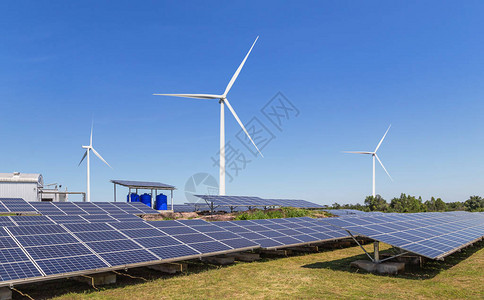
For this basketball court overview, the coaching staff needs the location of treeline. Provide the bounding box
[331,194,484,213]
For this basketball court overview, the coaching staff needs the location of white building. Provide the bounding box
[0,172,43,201]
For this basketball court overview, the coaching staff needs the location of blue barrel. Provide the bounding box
[127,193,140,202]
[140,193,152,207]
[156,194,168,210]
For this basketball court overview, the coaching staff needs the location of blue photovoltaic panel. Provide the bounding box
[86,239,142,253]
[80,215,116,223]
[108,221,154,230]
[119,228,166,239]
[158,227,198,235]
[220,238,259,249]
[0,262,42,282]
[16,233,79,247]
[63,223,114,232]
[176,219,209,226]
[100,249,158,266]
[0,237,19,249]
[173,233,213,244]
[204,231,240,240]
[149,220,186,227]
[187,241,231,253]
[320,212,484,259]
[8,225,67,236]
[0,248,30,264]
[134,236,182,248]
[193,195,323,208]
[149,245,200,259]
[74,231,127,242]
[129,202,160,214]
[211,217,350,249]
[0,216,264,286]
[37,255,109,275]
[47,215,87,224]
[25,244,93,260]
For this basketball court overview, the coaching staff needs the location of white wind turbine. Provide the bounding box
[343,125,393,197]
[78,124,111,202]
[153,36,263,195]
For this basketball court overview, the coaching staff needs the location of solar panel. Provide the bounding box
[320,212,484,259]
[36,255,108,276]
[211,217,350,249]
[0,262,43,282]
[100,249,158,266]
[193,195,322,208]
[0,217,261,286]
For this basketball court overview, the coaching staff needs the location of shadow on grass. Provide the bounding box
[15,257,280,300]
[302,240,483,280]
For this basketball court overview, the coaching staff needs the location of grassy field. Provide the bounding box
[14,240,483,300]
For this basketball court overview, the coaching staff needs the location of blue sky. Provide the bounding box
[1,1,484,205]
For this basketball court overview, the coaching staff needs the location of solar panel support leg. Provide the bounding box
[374,241,380,263]
[347,230,374,262]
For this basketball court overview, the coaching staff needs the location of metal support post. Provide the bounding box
[374,241,380,263]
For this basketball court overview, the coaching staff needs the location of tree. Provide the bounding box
[464,196,484,211]
[364,195,388,211]
[390,193,426,213]
[434,198,446,211]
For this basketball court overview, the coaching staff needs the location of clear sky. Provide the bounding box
[1,1,483,205]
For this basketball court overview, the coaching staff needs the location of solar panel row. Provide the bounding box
[194,195,324,208]
[0,214,143,226]
[211,217,350,249]
[0,198,159,215]
[0,219,259,285]
[320,212,484,260]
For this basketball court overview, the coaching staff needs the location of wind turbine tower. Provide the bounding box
[153,37,263,195]
[79,124,111,202]
[343,125,393,197]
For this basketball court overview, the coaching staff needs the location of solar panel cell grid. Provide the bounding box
[100,249,159,266]
[37,255,109,275]
[320,212,484,259]
[74,231,127,242]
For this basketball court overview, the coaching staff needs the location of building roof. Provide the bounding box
[0,172,43,185]
[110,179,176,190]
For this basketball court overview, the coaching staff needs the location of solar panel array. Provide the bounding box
[0,198,37,213]
[30,201,159,215]
[0,219,259,286]
[194,195,324,208]
[323,209,368,216]
[211,217,349,249]
[320,212,484,260]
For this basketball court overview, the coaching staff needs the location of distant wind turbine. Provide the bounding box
[153,36,263,195]
[343,125,393,197]
[78,124,111,202]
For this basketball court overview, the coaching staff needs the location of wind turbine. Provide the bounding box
[343,125,393,197]
[78,124,111,202]
[153,36,263,195]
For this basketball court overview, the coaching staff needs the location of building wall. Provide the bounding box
[0,182,39,201]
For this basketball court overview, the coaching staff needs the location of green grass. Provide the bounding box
[234,207,327,220]
[15,241,484,300]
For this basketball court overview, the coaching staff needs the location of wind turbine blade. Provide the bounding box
[91,148,112,168]
[152,93,222,100]
[223,36,259,97]
[375,154,393,181]
[90,122,93,147]
[375,124,391,153]
[224,98,263,157]
[78,151,87,166]
[342,151,373,154]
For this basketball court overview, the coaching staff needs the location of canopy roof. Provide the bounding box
[110,180,176,190]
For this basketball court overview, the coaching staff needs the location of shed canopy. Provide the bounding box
[110,180,176,190]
